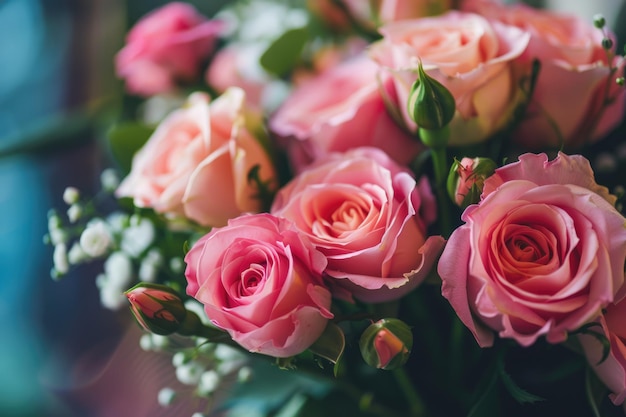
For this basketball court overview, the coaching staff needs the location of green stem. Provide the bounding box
[430,145,452,238]
[393,366,426,417]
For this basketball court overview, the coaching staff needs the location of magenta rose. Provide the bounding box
[579,297,626,410]
[439,153,626,347]
[269,54,421,172]
[116,2,224,96]
[184,213,333,357]
[116,88,277,227]
[463,0,626,148]
[370,11,530,145]
[271,147,446,302]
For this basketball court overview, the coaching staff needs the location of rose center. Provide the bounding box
[331,201,367,232]
[240,263,265,296]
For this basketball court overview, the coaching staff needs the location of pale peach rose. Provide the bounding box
[116,2,224,96]
[116,88,277,227]
[579,297,626,409]
[439,153,626,347]
[272,147,446,302]
[270,54,421,172]
[370,11,531,145]
[462,0,626,148]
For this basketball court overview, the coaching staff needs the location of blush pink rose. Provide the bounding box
[271,147,446,302]
[579,297,626,409]
[439,153,626,347]
[269,54,422,173]
[462,0,626,148]
[116,2,224,96]
[116,88,277,227]
[370,11,530,145]
[184,213,333,357]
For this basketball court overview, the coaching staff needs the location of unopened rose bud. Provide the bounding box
[447,157,496,209]
[359,318,413,370]
[125,283,187,335]
[407,60,456,134]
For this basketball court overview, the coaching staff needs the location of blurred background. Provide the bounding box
[0,0,623,416]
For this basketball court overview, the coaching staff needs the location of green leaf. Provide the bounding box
[308,322,345,376]
[260,27,309,77]
[107,122,154,175]
[497,355,545,405]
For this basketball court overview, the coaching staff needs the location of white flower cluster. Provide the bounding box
[45,172,182,310]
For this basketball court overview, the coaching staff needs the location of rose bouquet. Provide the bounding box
[46,0,626,416]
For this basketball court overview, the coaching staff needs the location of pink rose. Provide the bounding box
[271,147,446,302]
[579,298,626,409]
[184,213,333,357]
[370,11,530,145]
[116,88,277,227]
[116,2,224,96]
[439,153,626,347]
[463,0,626,148]
[269,54,422,173]
[378,0,452,23]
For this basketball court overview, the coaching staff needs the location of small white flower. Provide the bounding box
[191,413,207,417]
[214,344,246,362]
[99,284,127,310]
[53,243,69,275]
[67,243,88,264]
[172,351,190,368]
[138,261,158,282]
[48,228,68,246]
[139,334,153,351]
[67,204,82,223]
[169,257,184,273]
[63,187,80,205]
[197,370,220,396]
[100,168,120,192]
[121,216,155,257]
[157,387,177,407]
[106,212,130,234]
[80,220,112,257]
[237,366,253,383]
[104,251,134,288]
[176,361,205,385]
[151,334,169,349]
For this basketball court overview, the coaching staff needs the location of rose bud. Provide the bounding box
[447,157,496,208]
[407,60,456,147]
[126,283,187,335]
[359,318,413,370]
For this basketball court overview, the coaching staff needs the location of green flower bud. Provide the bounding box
[359,319,413,370]
[593,14,606,29]
[125,283,187,335]
[407,60,456,131]
[446,157,496,209]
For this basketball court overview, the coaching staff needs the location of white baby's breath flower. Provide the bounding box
[63,187,80,205]
[176,361,205,385]
[157,387,177,407]
[121,215,155,257]
[172,351,191,367]
[198,370,221,396]
[104,251,134,288]
[80,220,112,257]
[100,168,120,192]
[53,243,69,275]
[106,212,130,234]
[48,228,68,246]
[214,344,246,362]
[67,242,88,264]
[169,257,184,273]
[67,204,82,223]
[151,334,169,349]
[237,366,253,382]
[140,334,153,351]
[99,284,127,310]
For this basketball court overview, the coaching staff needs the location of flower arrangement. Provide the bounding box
[46,0,626,416]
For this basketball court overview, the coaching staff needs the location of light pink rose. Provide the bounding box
[184,213,333,357]
[205,43,269,110]
[579,297,626,409]
[370,11,530,145]
[462,0,626,148]
[271,147,446,302]
[116,88,277,227]
[378,0,452,23]
[116,2,224,96]
[269,54,422,173]
[439,153,626,347]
